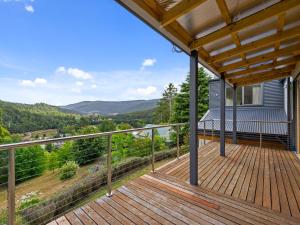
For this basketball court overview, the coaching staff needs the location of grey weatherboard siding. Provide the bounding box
[199,79,288,135]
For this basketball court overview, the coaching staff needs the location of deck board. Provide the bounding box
[49,143,300,225]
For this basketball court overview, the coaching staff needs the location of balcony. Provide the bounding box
[47,141,300,225]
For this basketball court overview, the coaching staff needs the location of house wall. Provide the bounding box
[264,80,285,108]
[209,79,284,109]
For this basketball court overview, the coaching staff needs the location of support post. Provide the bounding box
[8,148,15,225]
[232,85,237,144]
[151,128,155,172]
[106,134,112,197]
[176,125,180,159]
[220,75,226,156]
[203,121,206,145]
[189,50,198,185]
[287,77,291,149]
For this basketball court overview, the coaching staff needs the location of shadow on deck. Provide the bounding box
[48,142,300,225]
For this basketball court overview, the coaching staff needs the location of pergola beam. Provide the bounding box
[216,0,247,67]
[225,57,298,79]
[160,0,207,27]
[209,26,300,63]
[234,72,290,86]
[190,0,300,50]
[218,43,300,73]
[230,65,295,84]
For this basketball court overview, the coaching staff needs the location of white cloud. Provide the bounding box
[91,84,97,89]
[24,5,34,13]
[140,58,157,70]
[20,78,47,87]
[135,86,157,96]
[76,81,84,86]
[56,66,93,80]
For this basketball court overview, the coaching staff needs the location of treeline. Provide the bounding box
[109,109,154,128]
[0,101,103,134]
[154,67,210,124]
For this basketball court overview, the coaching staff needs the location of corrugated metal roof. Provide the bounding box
[199,107,288,135]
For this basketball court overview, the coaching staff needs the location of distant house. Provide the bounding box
[199,79,290,144]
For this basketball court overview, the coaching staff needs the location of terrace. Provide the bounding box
[1,0,300,224]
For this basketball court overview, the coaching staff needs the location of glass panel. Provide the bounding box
[237,87,242,105]
[226,87,233,106]
[244,85,262,105]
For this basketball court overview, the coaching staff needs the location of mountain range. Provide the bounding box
[61,99,159,115]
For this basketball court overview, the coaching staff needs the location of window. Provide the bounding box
[226,84,262,106]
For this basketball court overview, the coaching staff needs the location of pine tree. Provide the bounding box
[154,83,177,123]
[172,67,210,123]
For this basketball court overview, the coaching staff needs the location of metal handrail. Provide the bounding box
[2,122,187,225]
[0,123,187,151]
[198,119,291,150]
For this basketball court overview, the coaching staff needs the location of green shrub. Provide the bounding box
[57,142,74,167]
[18,192,41,211]
[0,209,7,225]
[59,161,79,180]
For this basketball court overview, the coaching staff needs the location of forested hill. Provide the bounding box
[0,100,79,134]
[61,99,159,115]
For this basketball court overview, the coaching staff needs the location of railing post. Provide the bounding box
[259,121,262,148]
[212,120,214,141]
[151,128,155,172]
[106,134,112,197]
[203,121,206,145]
[176,125,180,159]
[8,148,15,225]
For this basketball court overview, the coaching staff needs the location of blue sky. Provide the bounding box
[0,0,190,105]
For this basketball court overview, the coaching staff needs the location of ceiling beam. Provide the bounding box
[132,0,192,46]
[234,72,290,86]
[274,13,285,51]
[216,0,248,67]
[218,43,300,73]
[160,0,207,27]
[225,57,298,79]
[231,66,294,84]
[209,26,300,63]
[190,0,300,50]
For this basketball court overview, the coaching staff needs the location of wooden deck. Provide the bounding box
[48,143,300,225]
[159,142,300,218]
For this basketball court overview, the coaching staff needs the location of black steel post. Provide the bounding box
[287,78,291,149]
[220,75,226,156]
[232,85,237,144]
[189,50,198,185]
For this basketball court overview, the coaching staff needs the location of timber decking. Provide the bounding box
[48,172,300,225]
[159,142,300,218]
[48,143,300,225]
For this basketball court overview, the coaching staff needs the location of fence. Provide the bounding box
[198,119,292,149]
[0,123,187,225]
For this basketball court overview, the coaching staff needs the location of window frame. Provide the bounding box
[226,84,263,106]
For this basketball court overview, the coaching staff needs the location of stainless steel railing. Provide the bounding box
[0,122,186,225]
[198,119,292,149]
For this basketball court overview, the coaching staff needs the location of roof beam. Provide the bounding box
[230,65,295,84]
[216,0,248,67]
[209,26,300,63]
[234,72,290,86]
[160,0,207,27]
[218,43,300,73]
[225,57,298,79]
[190,0,300,50]
[275,13,285,51]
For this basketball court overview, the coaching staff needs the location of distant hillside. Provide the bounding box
[109,109,155,127]
[61,99,159,115]
[0,100,79,133]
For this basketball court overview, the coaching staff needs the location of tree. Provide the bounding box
[71,126,106,165]
[154,83,177,123]
[172,67,210,123]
